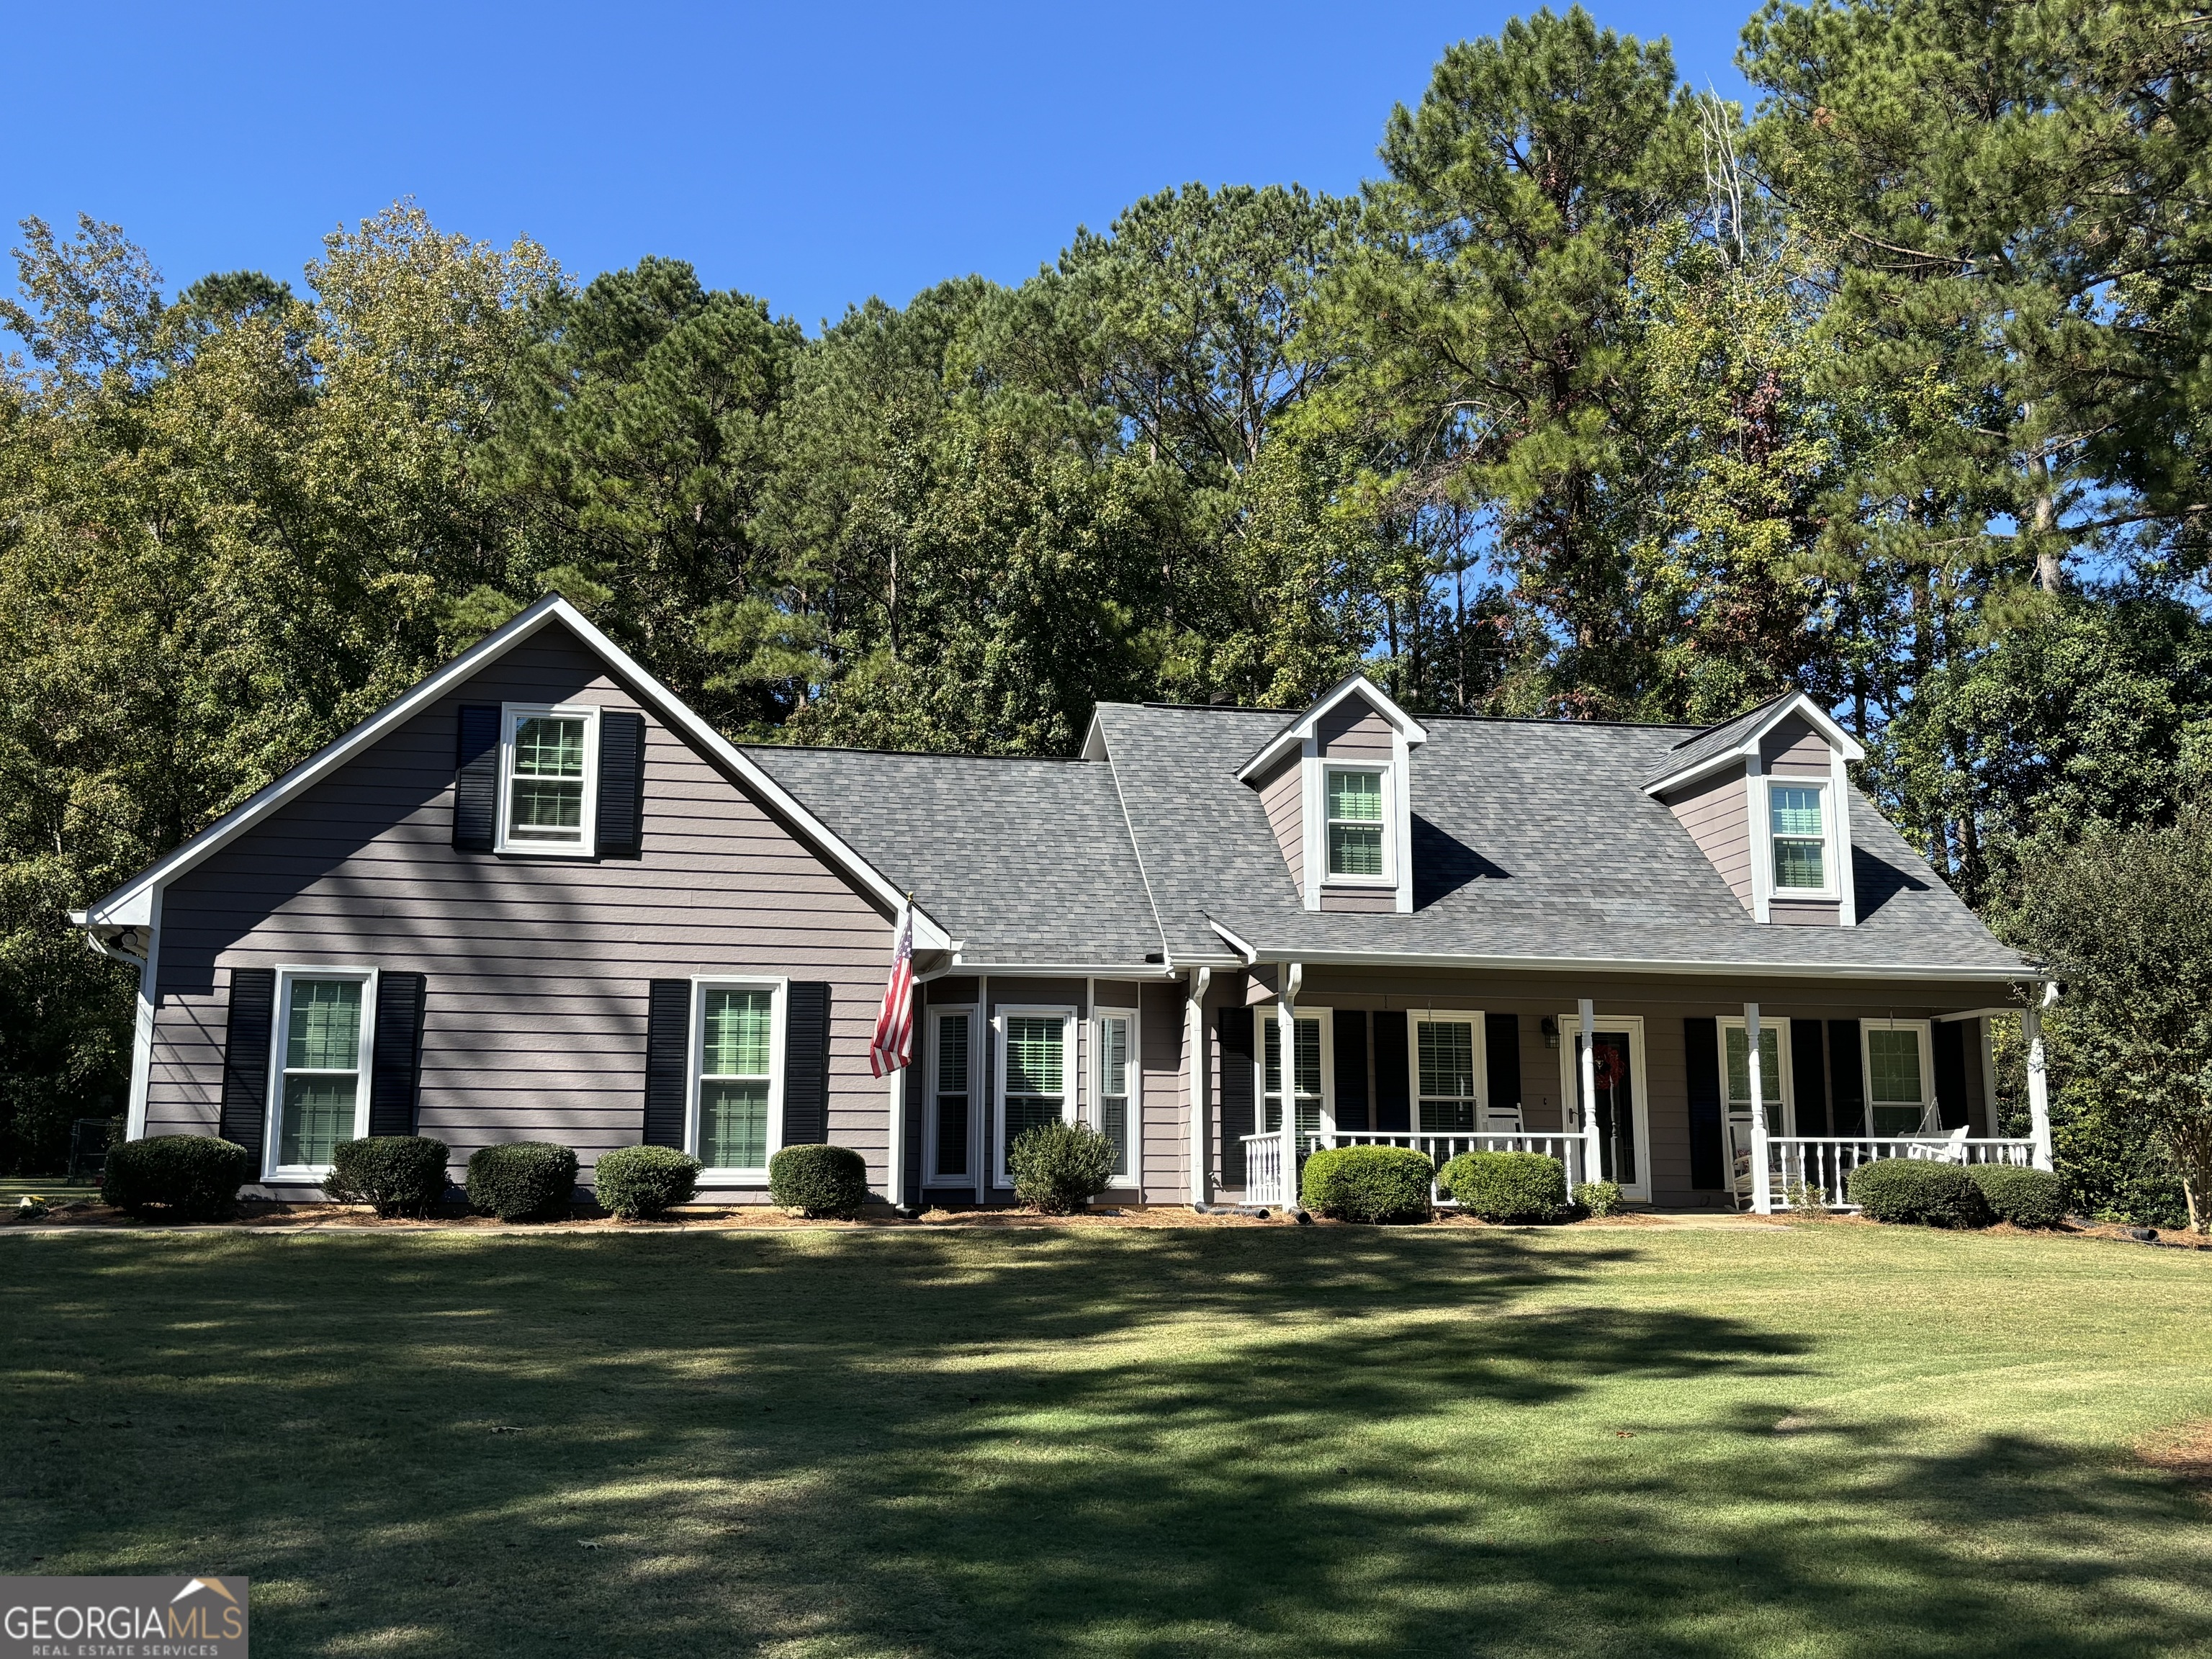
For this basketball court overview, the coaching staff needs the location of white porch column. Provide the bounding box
[1187,968,1212,1206]
[1279,963,1302,1208]
[974,975,989,1205]
[887,1064,907,1210]
[2026,981,2057,1173]
[1745,1002,1772,1214]
[1577,999,1600,1197]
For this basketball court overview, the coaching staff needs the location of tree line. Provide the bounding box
[4,1,2209,1208]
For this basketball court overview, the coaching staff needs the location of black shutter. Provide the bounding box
[1485,1012,1522,1120]
[1790,1018,1829,1138]
[453,704,500,851]
[367,973,426,1137]
[1827,1020,1866,1136]
[1217,1006,1254,1187]
[1933,1019,1969,1129]
[643,979,691,1148]
[1686,1016,1724,1190]
[1373,1010,1411,1131]
[783,982,832,1146]
[218,967,276,1169]
[1332,1010,1370,1130]
[596,711,646,858]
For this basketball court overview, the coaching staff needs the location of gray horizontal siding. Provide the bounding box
[1316,699,1393,760]
[1664,765,1752,913]
[1140,981,1187,1202]
[1761,715,1832,775]
[1256,755,1303,892]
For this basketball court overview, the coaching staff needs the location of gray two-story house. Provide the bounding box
[73,595,2055,1214]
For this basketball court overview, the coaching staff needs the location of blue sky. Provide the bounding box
[4,1,1757,331]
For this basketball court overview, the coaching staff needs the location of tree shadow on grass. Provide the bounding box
[4,1230,2208,1658]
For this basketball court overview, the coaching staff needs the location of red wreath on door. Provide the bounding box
[1592,1044,1628,1091]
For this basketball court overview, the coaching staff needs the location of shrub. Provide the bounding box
[1846,1159,1992,1228]
[1966,1164,2068,1228]
[595,1145,702,1220]
[325,1136,449,1217]
[1441,1151,1569,1222]
[102,1136,252,1220]
[1577,1179,1624,1218]
[466,1142,579,1222]
[1007,1121,1115,1215]
[1300,1145,1434,1223]
[769,1145,871,1218]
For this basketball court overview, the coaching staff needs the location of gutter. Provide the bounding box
[1205,944,2037,984]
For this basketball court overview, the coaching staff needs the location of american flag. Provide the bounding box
[869,904,916,1078]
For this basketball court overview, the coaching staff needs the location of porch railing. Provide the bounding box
[1239,1130,1584,1208]
[1752,1130,2038,1210]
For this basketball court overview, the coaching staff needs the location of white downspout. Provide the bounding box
[1577,999,1600,1199]
[1746,1002,1772,1214]
[2026,980,2058,1173]
[1187,966,1212,1208]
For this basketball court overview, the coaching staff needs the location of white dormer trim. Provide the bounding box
[1240,675,1425,916]
[1640,691,1865,800]
[1233,673,1429,784]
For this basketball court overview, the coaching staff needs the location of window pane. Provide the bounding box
[1773,837,1826,889]
[1418,1021,1475,1100]
[1723,1027,1783,1105]
[286,980,361,1070]
[1261,1095,1323,1136]
[508,716,588,842]
[1006,1017,1063,1096]
[1100,1017,1129,1097]
[1871,1103,1924,1136]
[514,716,586,778]
[1264,1017,1321,1097]
[1867,1029,1924,1105]
[703,1079,769,1167]
[1328,824,1384,877]
[935,1097,968,1176]
[1004,1093,1062,1149]
[1101,1094,1128,1177]
[937,1012,969,1092]
[1328,771,1383,822]
[280,1075,355,1166]
[702,989,773,1077]
[510,776,585,839]
[1770,787,1824,837]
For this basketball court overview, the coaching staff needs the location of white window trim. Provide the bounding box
[994,1004,1077,1186]
[1256,1004,1336,1135]
[1407,1010,1489,1136]
[264,965,379,1183]
[925,1004,976,1186]
[1318,765,1395,888]
[688,975,787,1184]
[496,701,601,858]
[1718,1014,1797,1138]
[1761,775,1842,904]
[1554,1012,1653,1202]
[1861,1017,1938,1134]
[1092,1004,1141,1190]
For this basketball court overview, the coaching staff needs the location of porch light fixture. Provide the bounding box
[1541,1016,1559,1049]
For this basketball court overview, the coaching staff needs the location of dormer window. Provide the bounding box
[1326,769,1387,878]
[1768,783,1830,891]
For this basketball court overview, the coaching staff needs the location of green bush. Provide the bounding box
[594,1145,702,1220]
[1966,1163,2068,1228]
[324,1136,449,1217]
[1007,1121,1116,1214]
[769,1145,871,1218]
[1845,1159,1992,1228]
[465,1142,579,1222]
[1299,1145,1434,1222]
[1440,1151,1569,1222]
[102,1136,251,1220]
[1576,1179,1624,1218]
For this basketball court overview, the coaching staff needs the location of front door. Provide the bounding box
[1560,1017,1651,1202]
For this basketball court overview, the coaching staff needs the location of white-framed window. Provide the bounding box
[1719,1015,1793,1136]
[266,966,378,1179]
[1324,768,1389,881]
[997,1006,1074,1182]
[1261,1009,1331,1138]
[691,979,784,1179]
[1412,1013,1485,1133]
[498,703,600,855]
[930,1007,974,1183]
[1766,779,1834,896]
[1863,1019,1937,1137]
[1094,1008,1136,1182]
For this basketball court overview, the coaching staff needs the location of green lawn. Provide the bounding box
[4,1224,2210,1658]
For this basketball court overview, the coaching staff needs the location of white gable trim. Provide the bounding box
[1642,692,1866,799]
[73,595,953,951]
[1234,674,1430,784]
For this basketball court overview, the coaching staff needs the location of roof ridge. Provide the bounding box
[745,742,1098,764]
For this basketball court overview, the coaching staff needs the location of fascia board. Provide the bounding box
[1209,944,2033,984]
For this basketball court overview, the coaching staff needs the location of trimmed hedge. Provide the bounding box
[1845,1159,1992,1228]
[1966,1163,2068,1228]
[102,1135,251,1220]
[325,1136,449,1217]
[1300,1145,1434,1223]
[1441,1151,1568,1222]
[466,1142,579,1222]
[1007,1121,1116,1214]
[769,1145,870,1218]
[595,1146,702,1220]
[1577,1179,1624,1218]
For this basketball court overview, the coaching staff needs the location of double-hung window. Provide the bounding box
[1721,1018,1788,1133]
[1864,1021,1935,1137]
[999,1011,1070,1177]
[500,704,598,855]
[1326,769,1387,879]
[269,968,376,1177]
[1768,782,1830,893]
[932,1009,974,1182]
[1262,1014,1326,1139]
[1414,1016,1480,1133]
[1096,1011,1133,1180]
[696,982,781,1175]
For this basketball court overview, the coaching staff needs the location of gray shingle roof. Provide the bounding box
[1640,692,1791,788]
